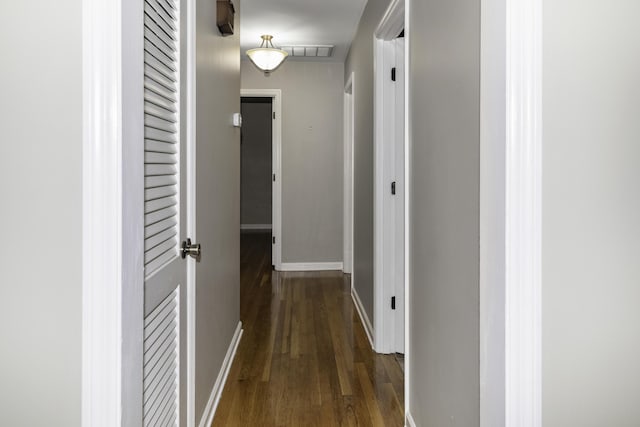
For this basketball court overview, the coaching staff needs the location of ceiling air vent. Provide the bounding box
[280,45,334,58]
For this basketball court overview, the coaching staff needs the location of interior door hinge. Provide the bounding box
[273,173,276,182]
[272,236,276,244]
[273,111,276,119]
[391,181,396,195]
[391,296,396,310]
[391,67,396,82]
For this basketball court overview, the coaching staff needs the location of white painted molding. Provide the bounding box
[375,0,405,39]
[82,0,145,424]
[186,0,197,425]
[82,0,123,417]
[405,412,417,427]
[373,0,405,356]
[278,262,344,272]
[343,72,355,275]
[198,322,243,427]
[240,89,282,270]
[351,286,375,350]
[240,223,272,231]
[505,0,542,425]
[403,0,411,416]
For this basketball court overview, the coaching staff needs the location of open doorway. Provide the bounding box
[374,1,406,357]
[240,89,282,268]
[240,97,273,236]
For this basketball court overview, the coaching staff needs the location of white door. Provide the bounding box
[142,0,191,425]
[392,36,406,354]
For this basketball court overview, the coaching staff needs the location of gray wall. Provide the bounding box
[344,0,392,326]
[241,61,344,263]
[0,0,82,425]
[240,100,273,226]
[409,0,481,425]
[542,0,640,425]
[194,0,242,421]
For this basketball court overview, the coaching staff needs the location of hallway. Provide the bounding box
[212,233,404,426]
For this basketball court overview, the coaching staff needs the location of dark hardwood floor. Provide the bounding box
[212,232,404,426]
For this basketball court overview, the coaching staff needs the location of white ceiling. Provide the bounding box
[239,0,368,62]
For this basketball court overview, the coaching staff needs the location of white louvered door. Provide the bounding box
[143,0,188,425]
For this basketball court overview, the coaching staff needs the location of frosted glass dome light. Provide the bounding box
[246,35,288,76]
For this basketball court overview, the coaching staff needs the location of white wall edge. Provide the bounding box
[240,224,272,230]
[278,262,344,272]
[405,412,417,427]
[197,322,244,427]
[343,72,355,275]
[504,0,543,425]
[82,0,123,421]
[82,0,145,424]
[185,0,197,424]
[403,0,411,416]
[241,89,282,270]
[351,285,375,350]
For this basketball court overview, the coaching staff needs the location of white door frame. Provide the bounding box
[240,89,283,270]
[373,0,405,355]
[82,0,144,424]
[343,73,354,275]
[82,0,198,425]
[478,0,543,425]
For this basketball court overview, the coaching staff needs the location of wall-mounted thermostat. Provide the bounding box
[232,113,242,127]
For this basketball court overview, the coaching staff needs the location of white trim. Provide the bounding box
[278,262,344,272]
[504,0,542,424]
[185,0,197,424]
[343,72,355,275]
[240,223,272,231]
[403,0,411,416]
[240,89,282,269]
[82,0,123,420]
[405,412,417,427]
[375,0,405,39]
[197,322,243,427]
[373,0,405,354]
[82,0,145,424]
[351,285,375,349]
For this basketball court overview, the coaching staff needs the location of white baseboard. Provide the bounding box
[240,223,272,231]
[351,285,374,349]
[406,412,417,427]
[197,322,243,427]
[278,262,344,272]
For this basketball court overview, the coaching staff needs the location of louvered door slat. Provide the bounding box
[144,0,178,280]
[143,290,178,427]
[145,0,177,30]
[145,102,178,123]
[145,139,178,154]
[145,218,178,240]
[144,41,177,72]
[145,65,178,94]
[145,126,178,145]
[144,9,177,43]
[145,54,177,82]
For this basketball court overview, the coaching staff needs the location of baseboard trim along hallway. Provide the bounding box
[351,285,375,350]
[198,322,243,427]
[279,262,344,271]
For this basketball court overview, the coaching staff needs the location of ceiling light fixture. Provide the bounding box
[246,35,288,76]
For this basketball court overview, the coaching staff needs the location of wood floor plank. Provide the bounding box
[212,232,404,426]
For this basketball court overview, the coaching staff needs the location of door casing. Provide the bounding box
[240,89,283,270]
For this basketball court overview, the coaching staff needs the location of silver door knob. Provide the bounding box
[181,238,201,260]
